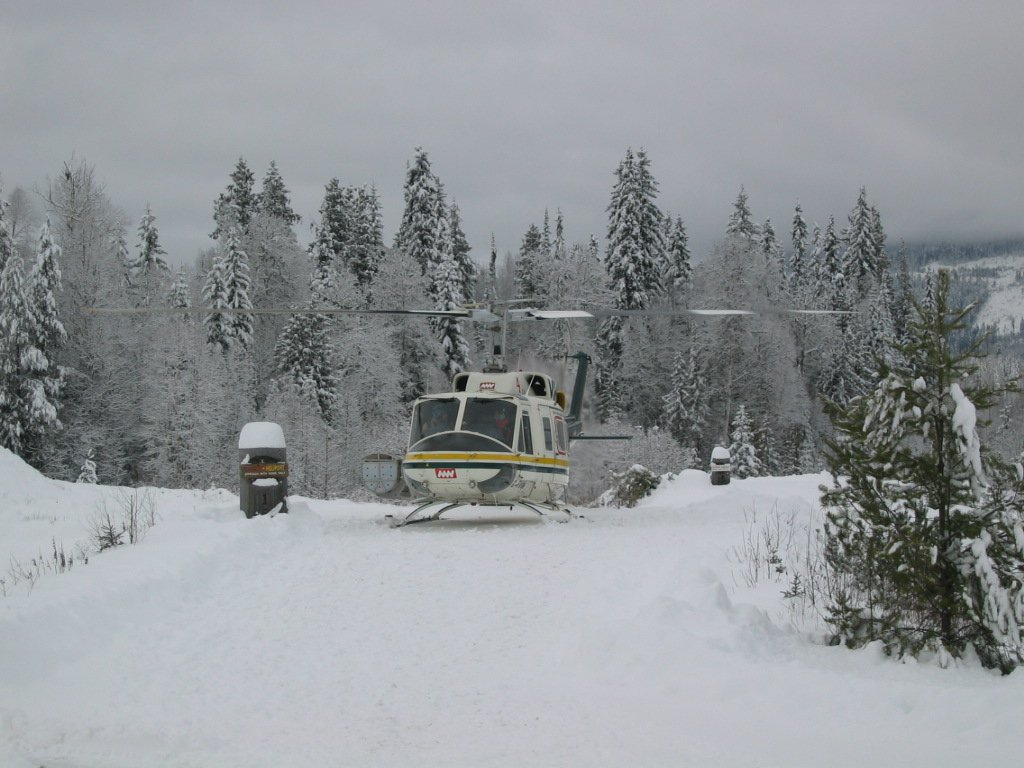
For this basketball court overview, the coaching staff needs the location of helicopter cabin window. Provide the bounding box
[460,398,518,448]
[542,416,554,452]
[410,399,460,444]
[518,412,534,454]
[554,416,568,455]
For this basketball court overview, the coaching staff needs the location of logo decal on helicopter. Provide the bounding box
[479,381,496,390]
[435,468,458,479]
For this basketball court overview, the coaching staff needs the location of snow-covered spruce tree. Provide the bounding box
[822,269,1024,672]
[553,209,566,260]
[729,404,761,478]
[594,317,624,422]
[395,148,444,275]
[662,215,692,298]
[257,161,301,225]
[814,216,844,307]
[430,210,470,380]
[350,186,385,290]
[515,223,545,301]
[275,309,338,421]
[843,187,878,298]
[312,178,349,265]
[133,204,170,305]
[605,148,663,312]
[449,202,474,303]
[212,157,256,239]
[759,217,782,267]
[168,267,191,309]
[597,148,664,418]
[219,230,254,348]
[202,250,231,350]
[662,347,710,454]
[29,218,68,356]
[725,186,758,241]
[817,320,873,408]
[790,203,809,291]
[0,235,59,458]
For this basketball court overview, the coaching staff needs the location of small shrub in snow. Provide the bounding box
[2,539,78,596]
[89,488,157,552]
[603,464,661,508]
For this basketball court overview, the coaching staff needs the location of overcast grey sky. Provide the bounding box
[3,1,1022,266]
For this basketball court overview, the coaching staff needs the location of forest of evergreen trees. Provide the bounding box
[1,151,1021,502]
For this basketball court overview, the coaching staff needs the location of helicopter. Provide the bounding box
[92,301,843,526]
[356,302,823,527]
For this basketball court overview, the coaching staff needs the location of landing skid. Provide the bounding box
[385,499,574,528]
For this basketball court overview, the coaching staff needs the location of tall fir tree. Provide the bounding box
[598,148,664,418]
[729,404,761,478]
[662,347,709,451]
[202,252,231,350]
[515,223,544,300]
[815,216,844,307]
[133,204,170,304]
[430,210,470,379]
[843,187,878,297]
[553,209,565,259]
[310,178,351,282]
[275,311,338,421]
[726,186,758,241]
[258,161,301,225]
[220,230,254,348]
[605,148,663,311]
[395,148,444,275]
[168,267,191,309]
[29,219,67,352]
[212,157,257,238]
[662,215,692,295]
[0,236,59,458]
[449,202,474,303]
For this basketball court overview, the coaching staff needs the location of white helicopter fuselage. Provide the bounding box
[401,370,571,509]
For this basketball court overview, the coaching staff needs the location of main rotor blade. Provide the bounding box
[87,306,473,317]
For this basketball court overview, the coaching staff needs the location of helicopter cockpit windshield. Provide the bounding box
[410,398,460,444]
[460,398,517,448]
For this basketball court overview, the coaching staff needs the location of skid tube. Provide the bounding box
[385,499,574,528]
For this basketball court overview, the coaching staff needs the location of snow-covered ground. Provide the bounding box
[1,448,1021,767]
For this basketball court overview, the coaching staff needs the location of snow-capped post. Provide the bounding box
[239,422,288,518]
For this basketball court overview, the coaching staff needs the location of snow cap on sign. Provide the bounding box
[238,421,286,449]
[711,446,730,460]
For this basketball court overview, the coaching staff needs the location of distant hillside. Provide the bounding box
[900,238,1024,270]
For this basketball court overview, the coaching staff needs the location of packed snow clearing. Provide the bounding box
[1,447,1020,767]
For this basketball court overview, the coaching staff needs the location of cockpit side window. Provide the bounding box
[554,416,568,455]
[410,399,460,444]
[461,398,518,448]
[542,416,553,452]
[518,412,534,454]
